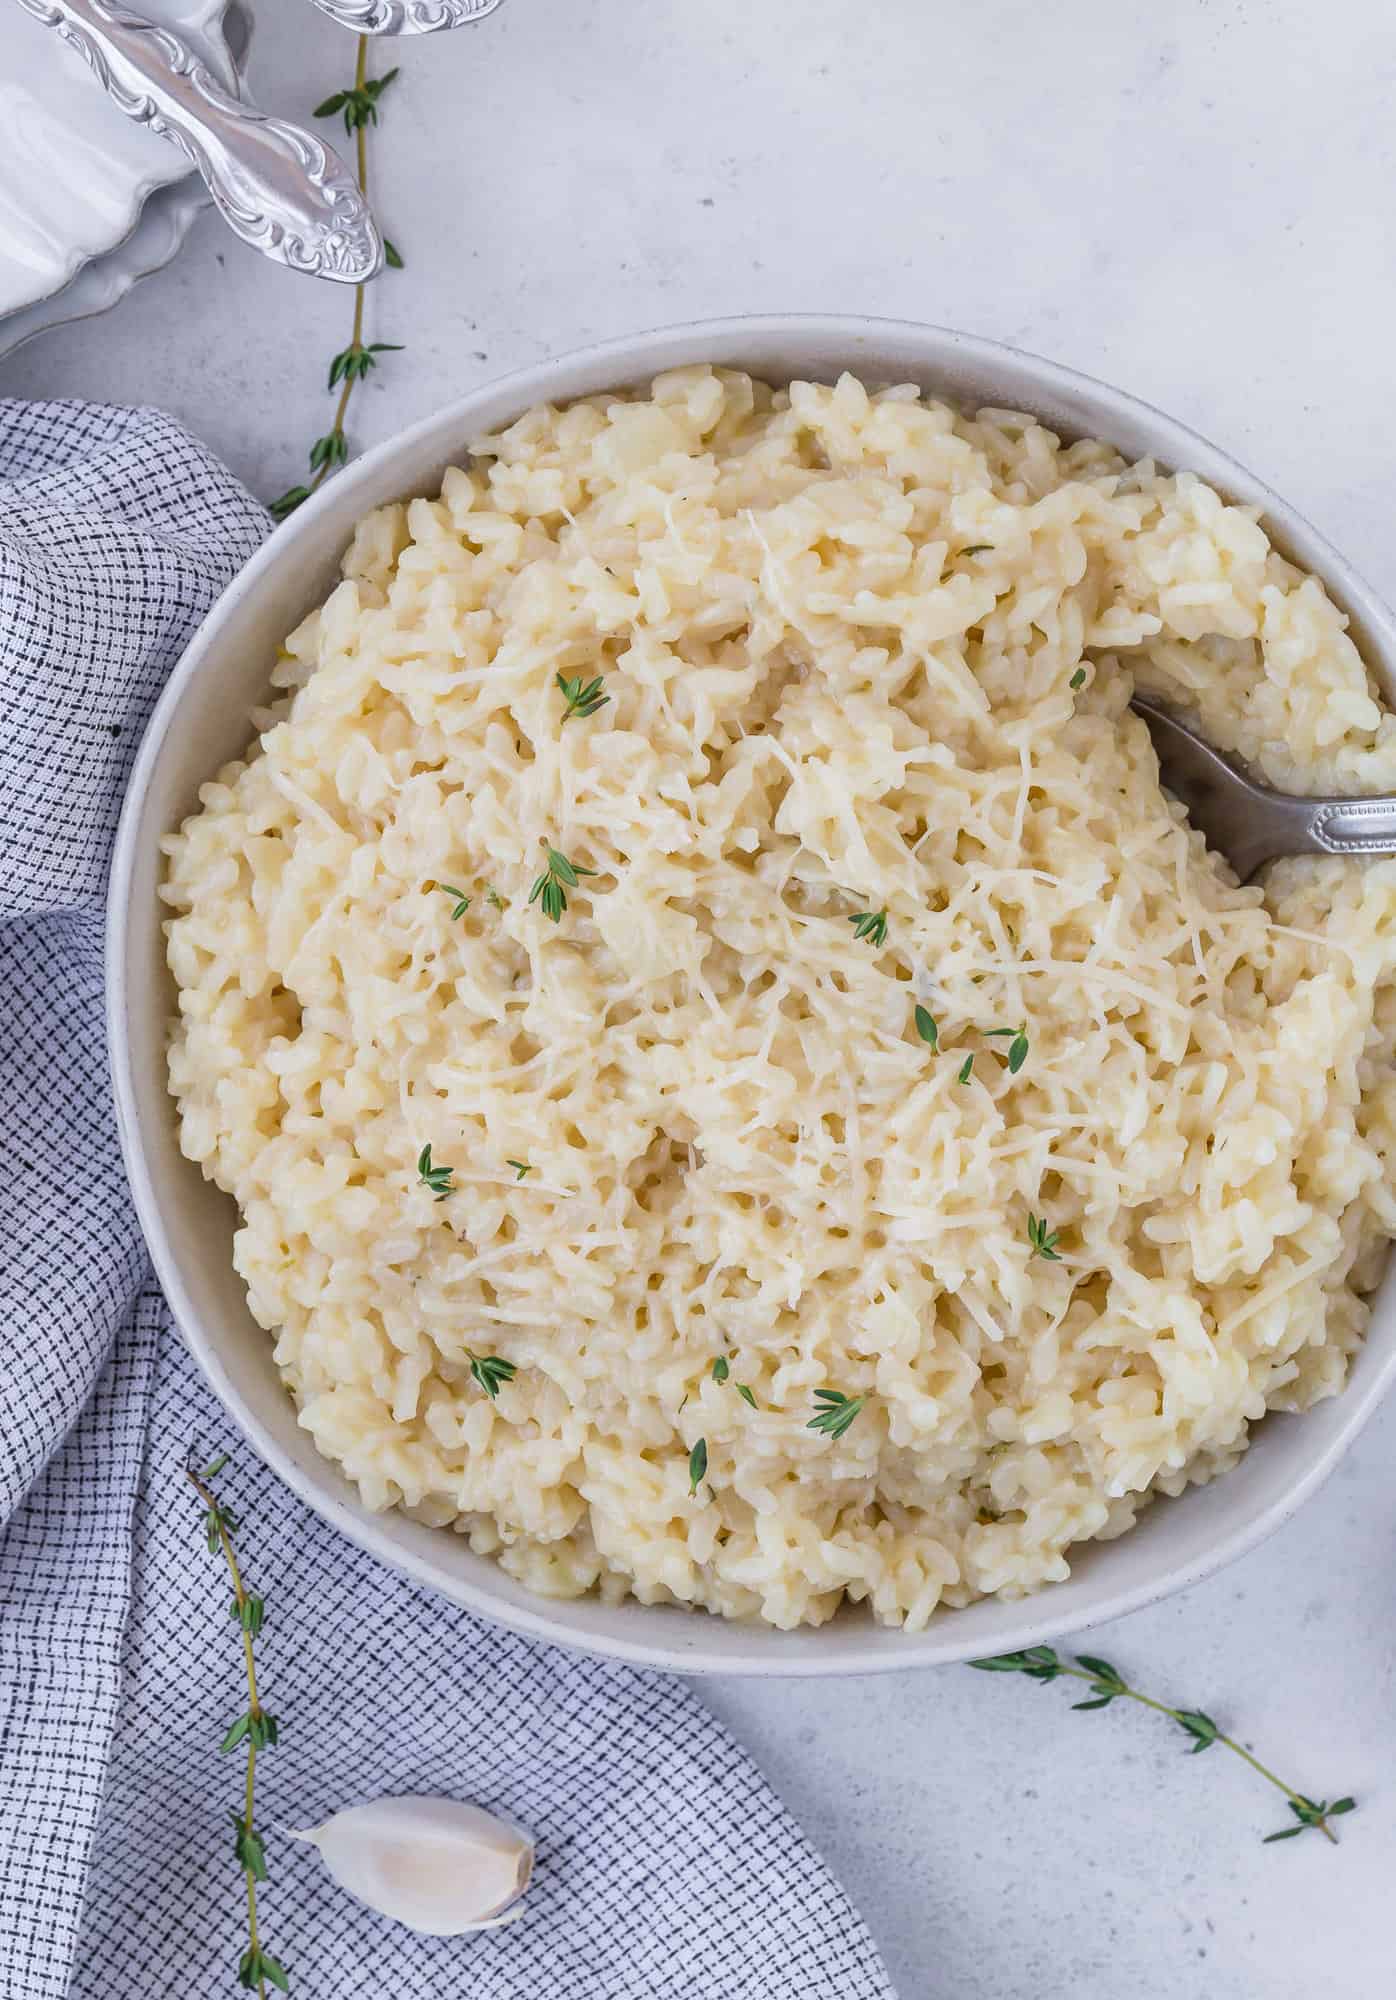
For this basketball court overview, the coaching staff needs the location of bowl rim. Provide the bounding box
[107,313,1396,1675]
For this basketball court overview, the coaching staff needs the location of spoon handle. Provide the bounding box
[13,0,382,282]
[1308,797,1396,857]
[304,0,503,30]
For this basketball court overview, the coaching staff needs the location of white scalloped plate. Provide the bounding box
[0,0,237,321]
[0,171,202,364]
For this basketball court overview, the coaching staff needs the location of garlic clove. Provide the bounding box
[288,1794,534,1937]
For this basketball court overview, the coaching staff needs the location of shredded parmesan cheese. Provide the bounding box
[163,368,1396,1630]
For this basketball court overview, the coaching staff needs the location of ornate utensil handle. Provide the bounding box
[14,0,383,282]
[1308,797,1396,857]
[305,0,504,32]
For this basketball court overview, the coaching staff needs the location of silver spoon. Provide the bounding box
[1130,694,1396,880]
[304,0,504,31]
[14,0,382,282]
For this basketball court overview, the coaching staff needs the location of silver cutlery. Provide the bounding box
[304,0,504,33]
[14,0,382,282]
[1131,694,1396,879]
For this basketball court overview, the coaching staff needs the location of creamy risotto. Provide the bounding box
[163,369,1396,1630]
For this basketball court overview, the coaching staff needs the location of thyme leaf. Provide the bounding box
[913,1004,939,1051]
[417,1143,454,1201]
[239,1951,290,1995]
[529,845,598,923]
[308,431,349,473]
[327,340,403,389]
[806,1388,866,1440]
[556,671,610,722]
[707,1356,757,1405]
[466,1349,518,1399]
[314,64,400,135]
[848,908,889,948]
[268,487,310,524]
[688,1437,708,1495]
[1026,1212,1060,1261]
[1264,1797,1356,1843]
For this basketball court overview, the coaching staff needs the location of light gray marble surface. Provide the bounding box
[5,2,1394,1993]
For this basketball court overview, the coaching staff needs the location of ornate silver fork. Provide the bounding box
[1131,694,1396,879]
[14,0,383,281]
[304,0,504,31]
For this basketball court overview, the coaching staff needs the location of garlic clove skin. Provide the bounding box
[288,1795,534,1937]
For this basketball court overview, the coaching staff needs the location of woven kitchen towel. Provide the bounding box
[0,400,898,2000]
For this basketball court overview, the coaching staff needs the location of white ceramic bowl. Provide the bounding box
[108,316,1396,1674]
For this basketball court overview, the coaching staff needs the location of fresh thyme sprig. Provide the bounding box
[970,1648,1356,1846]
[556,671,610,722]
[913,1004,938,1051]
[529,845,598,923]
[1070,667,1087,690]
[506,1159,531,1181]
[807,1388,866,1439]
[466,1349,517,1399]
[433,881,471,920]
[1026,1213,1060,1260]
[184,1456,289,1997]
[417,1143,454,1200]
[956,1053,974,1085]
[270,39,404,522]
[848,908,889,947]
